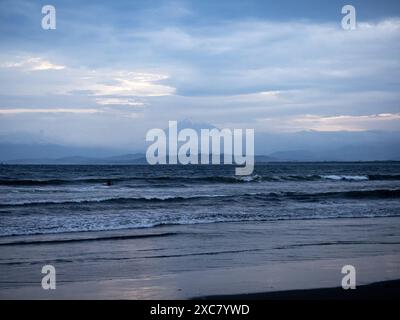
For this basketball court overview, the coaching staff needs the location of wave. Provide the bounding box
[2,173,400,186]
[0,194,227,206]
[320,175,369,181]
[0,248,264,265]
[250,189,400,201]
[2,188,399,207]
[276,174,398,182]
[277,240,400,249]
[0,177,129,186]
[0,175,262,186]
[0,232,180,246]
[2,213,399,239]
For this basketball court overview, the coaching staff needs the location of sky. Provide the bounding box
[0,0,399,150]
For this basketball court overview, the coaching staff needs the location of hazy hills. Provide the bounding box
[1,123,399,163]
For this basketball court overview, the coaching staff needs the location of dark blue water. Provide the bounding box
[0,163,400,237]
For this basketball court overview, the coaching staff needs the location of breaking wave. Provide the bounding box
[2,188,399,207]
[1,173,400,186]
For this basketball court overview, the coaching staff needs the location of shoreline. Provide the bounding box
[1,266,400,300]
[1,218,399,299]
[197,279,400,300]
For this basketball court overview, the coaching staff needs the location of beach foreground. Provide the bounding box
[1,217,399,299]
[199,279,400,300]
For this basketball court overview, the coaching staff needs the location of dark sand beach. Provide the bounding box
[199,279,400,300]
[1,218,399,299]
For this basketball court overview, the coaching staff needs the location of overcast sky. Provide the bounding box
[0,0,399,149]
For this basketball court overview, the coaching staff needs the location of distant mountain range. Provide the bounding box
[1,152,398,164]
[1,120,399,163]
[0,153,148,165]
[0,154,271,165]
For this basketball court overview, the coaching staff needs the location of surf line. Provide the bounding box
[146,121,254,175]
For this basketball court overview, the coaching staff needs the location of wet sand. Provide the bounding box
[1,217,399,299]
[199,279,400,300]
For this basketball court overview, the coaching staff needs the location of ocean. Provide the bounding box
[1,162,400,298]
[0,162,399,237]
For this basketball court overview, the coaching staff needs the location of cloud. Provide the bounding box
[257,113,400,132]
[0,108,101,114]
[95,98,145,106]
[0,58,176,99]
[1,57,65,71]
[259,91,281,97]
[88,71,175,97]
[0,1,399,146]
